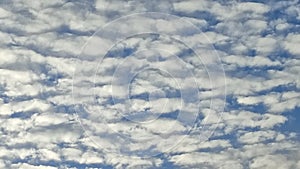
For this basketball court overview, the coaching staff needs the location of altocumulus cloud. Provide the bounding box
[0,0,300,169]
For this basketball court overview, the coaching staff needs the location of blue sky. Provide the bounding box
[0,0,300,168]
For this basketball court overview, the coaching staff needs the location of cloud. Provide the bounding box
[0,0,299,168]
[283,33,300,56]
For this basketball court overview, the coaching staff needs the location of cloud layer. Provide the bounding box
[0,0,299,168]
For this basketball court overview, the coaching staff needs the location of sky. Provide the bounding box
[0,0,300,168]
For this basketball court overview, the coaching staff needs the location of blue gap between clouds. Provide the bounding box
[275,107,300,134]
[10,111,36,119]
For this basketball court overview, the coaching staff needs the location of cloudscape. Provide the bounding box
[0,0,299,168]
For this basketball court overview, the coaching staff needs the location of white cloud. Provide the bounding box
[236,2,270,14]
[224,55,280,67]
[254,36,278,54]
[11,163,57,169]
[38,148,61,161]
[221,111,287,132]
[170,151,243,169]
[284,33,300,56]
[0,7,11,18]
[0,0,299,168]
[238,130,278,144]
[173,0,208,13]
[250,154,294,169]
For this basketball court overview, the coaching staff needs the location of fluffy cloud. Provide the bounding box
[0,0,299,168]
